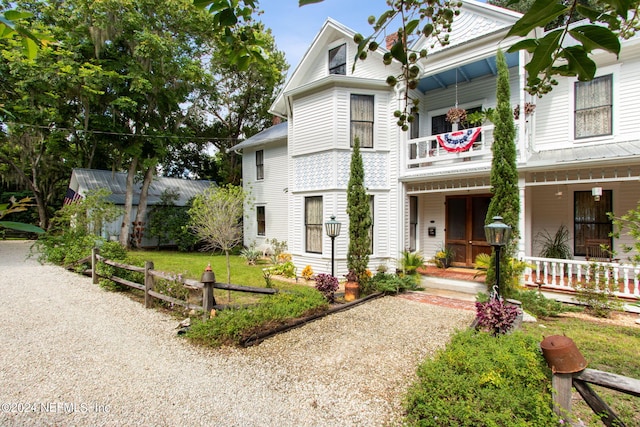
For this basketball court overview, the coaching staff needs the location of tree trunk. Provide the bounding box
[131,165,155,248]
[119,158,138,248]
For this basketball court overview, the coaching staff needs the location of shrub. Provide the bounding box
[271,261,296,278]
[575,264,623,317]
[187,287,327,347]
[301,265,313,280]
[475,297,520,335]
[400,250,425,274]
[315,273,339,303]
[240,244,262,265]
[369,271,422,294]
[510,289,573,318]
[404,330,559,426]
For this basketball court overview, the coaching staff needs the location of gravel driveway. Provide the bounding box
[0,241,474,426]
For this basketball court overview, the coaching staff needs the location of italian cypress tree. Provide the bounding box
[486,49,520,297]
[347,137,372,282]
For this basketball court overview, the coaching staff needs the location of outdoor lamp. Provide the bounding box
[592,186,603,202]
[484,216,512,297]
[325,215,341,277]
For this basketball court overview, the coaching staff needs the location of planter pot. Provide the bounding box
[436,257,450,269]
[344,281,360,302]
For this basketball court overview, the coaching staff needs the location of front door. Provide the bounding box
[445,195,492,267]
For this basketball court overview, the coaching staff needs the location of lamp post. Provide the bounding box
[325,215,341,277]
[484,216,512,297]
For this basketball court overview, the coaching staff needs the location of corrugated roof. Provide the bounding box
[228,121,288,152]
[71,168,214,206]
[524,140,640,169]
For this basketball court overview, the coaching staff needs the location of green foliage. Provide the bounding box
[96,241,135,291]
[147,190,198,251]
[399,250,425,274]
[346,137,372,282]
[610,200,640,265]
[535,224,573,259]
[509,289,573,318]
[486,49,520,297]
[404,330,559,426]
[270,261,296,278]
[239,243,262,265]
[35,189,119,266]
[0,195,44,234]
[267,238,288,264]
[186,286,328,347]
[369,271,422,294]
[474,253,531,298]
[189,184,247,283]
[575,264,624,317]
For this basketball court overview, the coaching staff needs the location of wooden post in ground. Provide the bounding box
[91,247,99,285]
[551,373,573,420]
[201,266,216,318]
[144,261,154,308]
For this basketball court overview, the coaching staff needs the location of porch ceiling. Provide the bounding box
[418,51,519,93]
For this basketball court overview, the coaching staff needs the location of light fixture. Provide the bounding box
[325,215,341,277]
[484,216,512,297]
[592,186,603,202]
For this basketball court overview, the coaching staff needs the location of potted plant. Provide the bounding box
[344,269,359,302]
[434,245,454,269]
[535,225,572,259]
[445,107,467,124]
[400,250,425,275]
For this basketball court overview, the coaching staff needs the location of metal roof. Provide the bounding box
[228,121,288,152]
[71,168,214,206]
[524,140,640,169]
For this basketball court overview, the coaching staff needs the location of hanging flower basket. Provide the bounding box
[513,102,536,120]
[445,107,467,123]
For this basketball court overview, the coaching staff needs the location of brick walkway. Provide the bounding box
[397,291,476,311]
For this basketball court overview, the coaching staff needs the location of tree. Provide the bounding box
[346,137,372,283]
[485,49,520,298]
[189,184,248,283]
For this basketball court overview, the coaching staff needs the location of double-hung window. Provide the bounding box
[305,196,323,253]
[351,94,374,148]
[256,206,265,236]
[256,150,264,180]
[329,44,346,75]
[575,74,612,139]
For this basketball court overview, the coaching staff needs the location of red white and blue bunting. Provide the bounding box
[436,127,482,153]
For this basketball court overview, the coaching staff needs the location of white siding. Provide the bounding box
[291,91,336,155]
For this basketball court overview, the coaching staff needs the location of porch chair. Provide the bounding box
[584,239,614,262]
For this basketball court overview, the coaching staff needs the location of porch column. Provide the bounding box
[518,175,526,261]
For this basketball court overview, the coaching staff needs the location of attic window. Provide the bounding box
[329,44,346,75]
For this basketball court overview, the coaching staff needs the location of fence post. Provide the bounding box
[144,261,154,308]
[551,373,573,420]
[91,247,99,285]
[201,265,217,317]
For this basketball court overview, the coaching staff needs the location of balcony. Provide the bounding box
[406,125,495,171]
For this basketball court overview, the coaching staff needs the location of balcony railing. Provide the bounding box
[522,256,640,299]
[406,125,495,170]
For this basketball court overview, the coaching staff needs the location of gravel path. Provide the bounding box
[0,241,474,426]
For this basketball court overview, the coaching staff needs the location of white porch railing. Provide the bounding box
[406,125,495,169]
[522,256,640,299]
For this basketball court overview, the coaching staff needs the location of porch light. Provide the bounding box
[325,215,341,277]
[484,216,512,297]
[592,186,603,202]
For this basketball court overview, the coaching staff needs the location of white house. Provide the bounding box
[67,168,214,247]
[230,1,640,298]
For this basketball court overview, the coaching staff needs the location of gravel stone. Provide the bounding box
[0,241,474,426]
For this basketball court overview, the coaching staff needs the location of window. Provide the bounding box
[574,190,612,256]
[256,206,265,236]
[329,44,346,75]
[305,196,323,253]
[410,112,420,140]
[575,74,612,139]
[369,196,375,254]
[409,196,418,252]
[431,106,482,135]
[351,94,374,148]
[256,150,264,180]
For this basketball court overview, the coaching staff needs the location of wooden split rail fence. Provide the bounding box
[90,248,277,317]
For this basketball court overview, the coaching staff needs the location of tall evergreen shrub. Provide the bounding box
[346,137,372,282]
[486,49,521,297]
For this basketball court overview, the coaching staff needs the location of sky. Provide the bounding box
[256,0,391,75]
